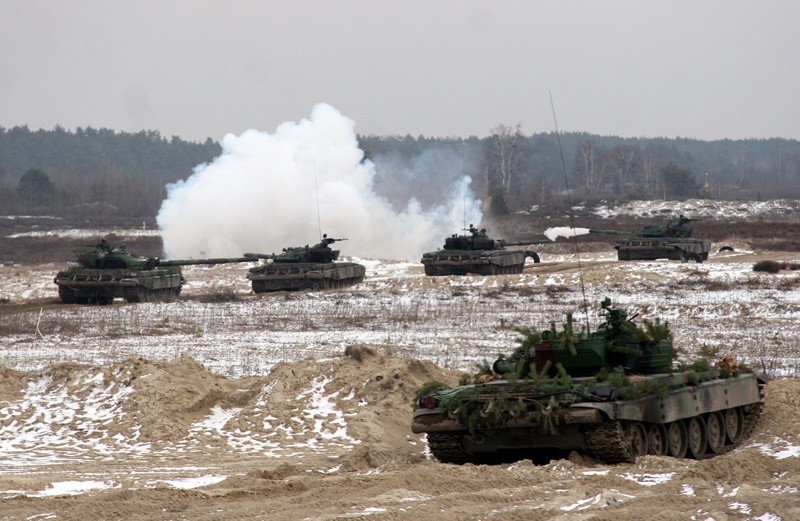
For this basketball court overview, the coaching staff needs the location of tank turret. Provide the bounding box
[246,234,366,292]
[269,234,344,264]
[586,215,710,262]
[412,299,765,465]
[422,224,548,276]
[493,297,674,378]
[54,240,255,304]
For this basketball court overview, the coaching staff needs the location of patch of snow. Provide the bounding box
[561,493,603,511]
[30,480,117,497]
[728,502,752,515]
[160,474,227,489]
[753,437,800,459]
[619,472,675,486]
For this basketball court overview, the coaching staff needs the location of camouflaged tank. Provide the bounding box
[421,225,547,276]
[412,298,764,464]
[589,214,712,262]
[246,234,365,292]
[54,240,254,304]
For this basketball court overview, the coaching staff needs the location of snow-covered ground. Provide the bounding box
[2,246,800,380]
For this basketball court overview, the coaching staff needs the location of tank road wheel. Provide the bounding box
[423,265,437,276]
[251,281,267,293]
[124,287,148,303]
[686,416,708,459]
[300,281,321,291]
[97,296,113,305]
[666,421,688,459]
[705,412,726,454]
[58,286,76,304]
[629,422,648,458]
[724,407,745,444]
[647,423,668,456]
[86,294,107,305]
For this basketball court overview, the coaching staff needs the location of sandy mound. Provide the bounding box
[2,353,800,520]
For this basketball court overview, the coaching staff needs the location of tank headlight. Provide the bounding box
[421,395,439,409]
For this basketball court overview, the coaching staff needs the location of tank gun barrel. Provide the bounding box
[243,252,275,260]
[498,239,550,246]
[588,229,632,236]
[155,256,258,267]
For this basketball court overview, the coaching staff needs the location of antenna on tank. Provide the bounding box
[313,159,322,241]
[462,145,467,231]
[550,91,591,330]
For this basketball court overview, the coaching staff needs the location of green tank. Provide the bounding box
[589,214,711,262]
[246,234,366,292]
[412,298,764,464]
[54,240,254,304]
[421,224,547,276]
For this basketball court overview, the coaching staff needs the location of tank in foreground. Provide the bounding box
[589,214,711,262]
[421,225,546,276]
[54,240,254,304]
[412,298,764,464]
[246,234,365,292]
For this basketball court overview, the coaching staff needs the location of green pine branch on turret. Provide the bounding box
[642,318,672,344]
[548,312,577,355]
[528,361,572,393]
[413,380,449,406]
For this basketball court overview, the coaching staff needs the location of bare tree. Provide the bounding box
[641,154,661,198]
[606,144,639,195]
[575,140,608,196]
[487,123,524,195]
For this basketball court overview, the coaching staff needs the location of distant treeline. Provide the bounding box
[0,125,220,217]
[361,129,800,215]
[2,124,799,218]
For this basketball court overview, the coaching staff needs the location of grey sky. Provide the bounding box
[2,1,798,142]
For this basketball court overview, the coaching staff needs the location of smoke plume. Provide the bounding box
[156,104,482,261]
[544,226,590,241]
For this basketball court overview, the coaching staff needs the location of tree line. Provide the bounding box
[362,129,800,215]
[2,125,799,218]
[0,125,220,216]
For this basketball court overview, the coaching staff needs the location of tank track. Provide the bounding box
[122,286,180,303]
[584,381,764,463]
[741,382,766,441]
[426,432,468,464]
[425,262,525,276]
[251,276,364,293]
[584,421,634,464]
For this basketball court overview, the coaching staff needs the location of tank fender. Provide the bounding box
[411,406,606,433]
[573,374,762,424]
[570,403,617,421]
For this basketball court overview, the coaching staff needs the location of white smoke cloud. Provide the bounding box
[156,104,482,261]
[544,226,590,241]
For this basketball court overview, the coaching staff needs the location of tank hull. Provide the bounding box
[420,250,530,276]
[247,262,365,292]
[412,371,763,464]
[54,267,184,304]
[614,239,711,262]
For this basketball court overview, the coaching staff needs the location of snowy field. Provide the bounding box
[2,201,800,520]
[2,246,800,380]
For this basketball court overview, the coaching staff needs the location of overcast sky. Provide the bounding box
[2,1,799,143]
